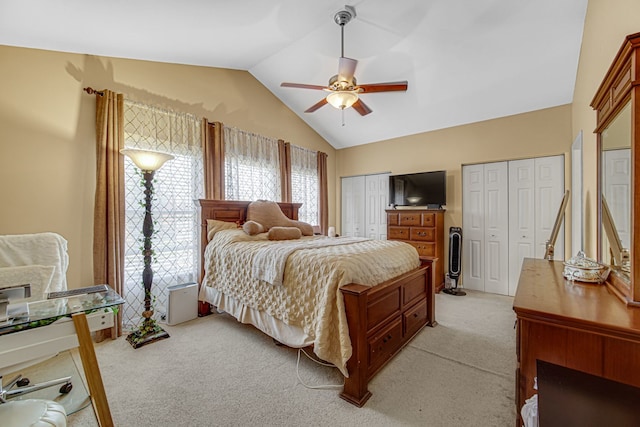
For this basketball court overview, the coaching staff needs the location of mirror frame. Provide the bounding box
[591,32,640,306]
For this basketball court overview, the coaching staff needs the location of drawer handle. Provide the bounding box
[417,232,426,236]
[413,313,419,318]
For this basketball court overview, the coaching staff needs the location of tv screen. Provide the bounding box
[389,170,446,208]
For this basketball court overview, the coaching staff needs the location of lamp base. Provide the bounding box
[126,319,170,349]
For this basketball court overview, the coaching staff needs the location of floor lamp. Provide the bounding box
[121,148,174,349]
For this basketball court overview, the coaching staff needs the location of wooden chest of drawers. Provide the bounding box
[386,209,445,289]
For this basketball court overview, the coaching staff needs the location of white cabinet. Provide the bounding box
[342,173,389,239]
[463,155,564,296]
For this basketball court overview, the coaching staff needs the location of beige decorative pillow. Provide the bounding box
[206,219,238,241]
[267,226,302,241]
[247,200,314,236]
[242,220,265,236]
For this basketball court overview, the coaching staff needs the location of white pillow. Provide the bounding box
[0,265,56,302]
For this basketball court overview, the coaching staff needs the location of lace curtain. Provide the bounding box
[290,144,319,226]
[223,126,281,201]
[122,100,203,329]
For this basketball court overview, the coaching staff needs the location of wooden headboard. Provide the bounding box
[195,199,302,282]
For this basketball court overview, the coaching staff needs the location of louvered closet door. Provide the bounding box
[508,159,536,296]
[483,162,509,295]
[462,164,485,291]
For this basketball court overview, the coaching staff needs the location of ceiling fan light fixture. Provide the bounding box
[326,90,359,110]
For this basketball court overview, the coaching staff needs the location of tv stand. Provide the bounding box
[386,208,445,290]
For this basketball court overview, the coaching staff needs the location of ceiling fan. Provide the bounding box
[281,6,408,116]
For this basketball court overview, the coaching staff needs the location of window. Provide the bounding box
[122,101,203,329]
[223,126,281,201]
[290,145,319,226]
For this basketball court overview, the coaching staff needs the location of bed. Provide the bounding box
[196,199,436,406]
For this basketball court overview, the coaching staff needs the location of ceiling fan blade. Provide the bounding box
[358,81,408,93]
[305,98,328,113]
[352,99,372,116]
[281,82,327,90]
[338,57,358,83]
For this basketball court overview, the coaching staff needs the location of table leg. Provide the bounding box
[72,312,114,427]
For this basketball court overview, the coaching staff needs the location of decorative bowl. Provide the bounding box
[563,252,610,284]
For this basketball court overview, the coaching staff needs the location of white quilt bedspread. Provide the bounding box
[200,229,420,376]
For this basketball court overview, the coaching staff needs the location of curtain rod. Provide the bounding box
[83,87,104,96]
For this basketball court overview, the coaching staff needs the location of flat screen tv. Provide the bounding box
[389,170,446,208]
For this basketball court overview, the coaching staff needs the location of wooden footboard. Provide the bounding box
[340,259,435,406]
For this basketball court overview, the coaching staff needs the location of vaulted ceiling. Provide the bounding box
[0,0,588,149]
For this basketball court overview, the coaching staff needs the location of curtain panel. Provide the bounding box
[93,89,125,340]
[317,151,328,235]
[204,120,224,200]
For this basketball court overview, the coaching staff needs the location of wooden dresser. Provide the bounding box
[513,258,640,426]
[386,209,445,289]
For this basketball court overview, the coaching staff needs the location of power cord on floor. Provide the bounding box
[295,348,344,390]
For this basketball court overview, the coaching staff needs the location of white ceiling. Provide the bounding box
[0,0,588,149]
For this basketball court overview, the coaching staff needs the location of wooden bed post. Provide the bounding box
[340,283,372,406]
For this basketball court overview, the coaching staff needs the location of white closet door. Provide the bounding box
[462,164,485,291]
[534,156,565,259]
[365,173,390,240]
[603,149,631,248]
[341,176,365,237]
[508,159,536,296]
[483,162,509,295]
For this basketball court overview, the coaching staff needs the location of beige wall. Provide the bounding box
[2,1,638,289]
[336,105,573,263]
[0,45,336,288]
[571,0,640,257]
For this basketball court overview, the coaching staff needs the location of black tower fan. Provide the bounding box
[443,227,465,296]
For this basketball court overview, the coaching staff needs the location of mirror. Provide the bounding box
[600,101,631,282]
[592,32,640,306]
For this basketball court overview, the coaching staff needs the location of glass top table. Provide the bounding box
[0,285,124,336]
[0,285,122,426]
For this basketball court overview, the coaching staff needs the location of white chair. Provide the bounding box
[0,399,67,427]
[0,232,71,425]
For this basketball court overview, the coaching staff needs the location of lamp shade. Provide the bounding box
[120,149,174,171]
[326,90,359,110]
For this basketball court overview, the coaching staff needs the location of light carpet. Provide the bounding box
[68,290,517,426]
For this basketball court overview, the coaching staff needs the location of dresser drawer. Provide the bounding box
[403,272,427,306]
[387,213,399,225]
[398,213,421,226]
[410,227,434,241]
[388,226,409,240]
[409,241,436,257]
[368,317,403,373]
[422,213,436,227]
[404,299,428,338]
